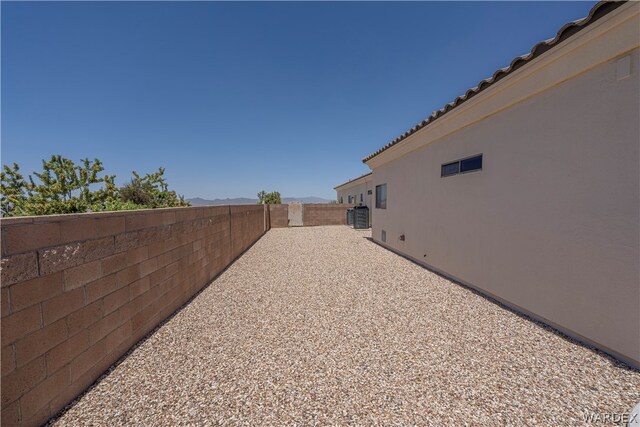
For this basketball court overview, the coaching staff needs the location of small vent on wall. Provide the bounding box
[381,229,386,242]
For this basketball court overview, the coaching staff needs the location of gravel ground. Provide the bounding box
[52,226,639,426]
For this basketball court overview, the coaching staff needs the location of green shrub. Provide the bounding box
[257,190,281,204]
[1,155,189,217]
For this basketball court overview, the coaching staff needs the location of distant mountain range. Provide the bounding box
[187,196,332,206]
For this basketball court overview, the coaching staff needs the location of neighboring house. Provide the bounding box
[334,172,373,208]
[362,2,640,367]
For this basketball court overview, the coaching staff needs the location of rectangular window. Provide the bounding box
[441,161,460,177]
[441,154,482,177]
[375,184,387,209]
[360,193,363,202]
[460,155,482,173]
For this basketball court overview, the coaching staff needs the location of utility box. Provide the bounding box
[346,208,354,226]
[353,206,369,229]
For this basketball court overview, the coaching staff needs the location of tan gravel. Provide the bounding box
[51,226,639,426]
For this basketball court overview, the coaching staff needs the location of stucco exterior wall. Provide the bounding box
[370,48,640,367]
[336,181,372,208]
[335,176,373,227]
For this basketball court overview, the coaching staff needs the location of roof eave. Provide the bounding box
[362,1,624,165]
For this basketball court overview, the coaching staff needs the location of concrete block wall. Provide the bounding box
[230,205,265,260]
[264,203,271,232]
[303,204,353,227]
[268,205,288,228]
[268,204,354,228]
[0,205,268,427]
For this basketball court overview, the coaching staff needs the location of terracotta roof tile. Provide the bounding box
[362,1,624,164]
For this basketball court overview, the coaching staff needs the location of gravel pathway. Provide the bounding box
[52,226,639,426]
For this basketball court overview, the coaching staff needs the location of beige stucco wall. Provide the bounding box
[369,39,639,367]
[336,179,373,227]
[336,180,372,208]
[335,176,374,229]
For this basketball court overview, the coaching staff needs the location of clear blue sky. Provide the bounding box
[2,1,595,200]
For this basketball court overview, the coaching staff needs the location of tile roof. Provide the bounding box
[362,1,624,164]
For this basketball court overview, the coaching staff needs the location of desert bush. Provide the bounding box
[257,190,282,204]
[1,155,189,216]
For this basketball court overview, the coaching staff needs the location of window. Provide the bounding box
[375,184,387,209]
[367,190,372,195]
[339,196,343,203]
[347,195,352,203]
[360,193,363,203]
[441,161,460,177]
[381,229,386,242]
[460,155,482,173]
[441,154,482,177]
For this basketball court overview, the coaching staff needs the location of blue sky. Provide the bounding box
[2,1,595,200]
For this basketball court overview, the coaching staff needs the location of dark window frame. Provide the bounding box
[441,161,460,177]
[375,184,387,209]
[460,154,483,173]
[441,154,483,178]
